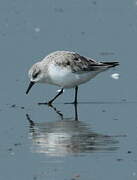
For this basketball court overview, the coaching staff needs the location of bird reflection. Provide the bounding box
[47,103,78,120]
[26,105,119,157]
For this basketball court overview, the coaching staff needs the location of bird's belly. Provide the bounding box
[63,72,98,88]
[48,64,99,88]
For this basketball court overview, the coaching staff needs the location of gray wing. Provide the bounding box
[70,54,105,73]
[55,52,119,73]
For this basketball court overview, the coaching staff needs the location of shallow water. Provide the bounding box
[0,0,137,179]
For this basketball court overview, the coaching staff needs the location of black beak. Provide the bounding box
[26,81,35,94]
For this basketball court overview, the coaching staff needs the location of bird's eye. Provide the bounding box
[32,70,41,79]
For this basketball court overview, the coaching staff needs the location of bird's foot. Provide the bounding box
[38,101,53,106]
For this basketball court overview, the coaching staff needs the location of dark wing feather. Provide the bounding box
[55,52,119,73]
[100,61,119,67]
[69,54,107,73]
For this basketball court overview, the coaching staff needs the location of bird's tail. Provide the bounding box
[101,61,119,68]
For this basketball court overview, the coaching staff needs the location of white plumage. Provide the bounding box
[26,51,119,104]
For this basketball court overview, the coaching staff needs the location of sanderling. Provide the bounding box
[26,51,119,105]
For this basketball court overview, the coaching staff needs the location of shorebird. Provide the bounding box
[26,51,119,105]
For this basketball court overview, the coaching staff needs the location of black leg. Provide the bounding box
[74,103,78,120]
[48,88,64,104]
[38,88,64,105]
[64,86,78,104]
[74,86,78,104]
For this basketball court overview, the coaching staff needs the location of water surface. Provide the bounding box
[0,0,137,179]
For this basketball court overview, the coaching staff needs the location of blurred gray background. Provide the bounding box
[0,0,137,180]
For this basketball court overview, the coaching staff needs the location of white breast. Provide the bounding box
[47,64,99,88]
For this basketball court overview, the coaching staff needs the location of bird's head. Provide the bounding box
[26,62,44,94]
